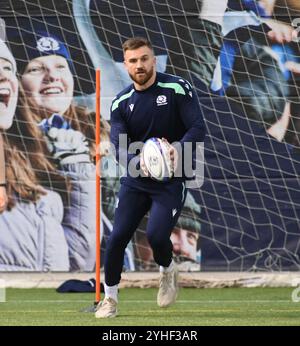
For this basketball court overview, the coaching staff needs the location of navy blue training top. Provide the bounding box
[110,72,205,185]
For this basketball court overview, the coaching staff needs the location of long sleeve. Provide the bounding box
[59,162,96,271]
[110,106,140,169]
[177,83,206,148]
[0,190,69,271]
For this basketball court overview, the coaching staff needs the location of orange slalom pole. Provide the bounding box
[95,69,101,305]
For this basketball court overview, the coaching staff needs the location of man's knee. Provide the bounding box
[147,232,161,250]
[147,231,171,252]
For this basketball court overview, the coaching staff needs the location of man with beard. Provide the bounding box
[95,0,227,319]
[95,35,205,319]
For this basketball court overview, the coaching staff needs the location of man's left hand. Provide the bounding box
[162,138,178,175]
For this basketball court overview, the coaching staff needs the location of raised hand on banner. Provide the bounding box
[39,114,91,165]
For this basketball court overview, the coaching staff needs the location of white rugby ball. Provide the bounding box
[142,137,174,181]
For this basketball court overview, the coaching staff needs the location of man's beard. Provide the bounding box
[129,67,154,86]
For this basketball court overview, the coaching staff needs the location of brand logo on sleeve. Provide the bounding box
[129,104,134,111]
[156,95,167,106]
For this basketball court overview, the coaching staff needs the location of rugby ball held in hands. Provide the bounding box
[142,137,174,181]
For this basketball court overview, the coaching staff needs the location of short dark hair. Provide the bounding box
[122,37,153,53]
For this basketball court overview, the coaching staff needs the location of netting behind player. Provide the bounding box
[1,0,300,272]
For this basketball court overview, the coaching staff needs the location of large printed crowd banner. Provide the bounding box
[0,0,300,272]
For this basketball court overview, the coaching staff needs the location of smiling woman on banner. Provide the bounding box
[0,39,71,271]
[9,30,98,271]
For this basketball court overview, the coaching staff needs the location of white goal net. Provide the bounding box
[0,0,300,272]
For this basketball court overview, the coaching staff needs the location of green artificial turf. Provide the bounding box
[0,287,300,326]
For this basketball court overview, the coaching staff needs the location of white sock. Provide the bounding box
[104,283,118,303]
[160,260,175,273]
[199,0,228,26]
